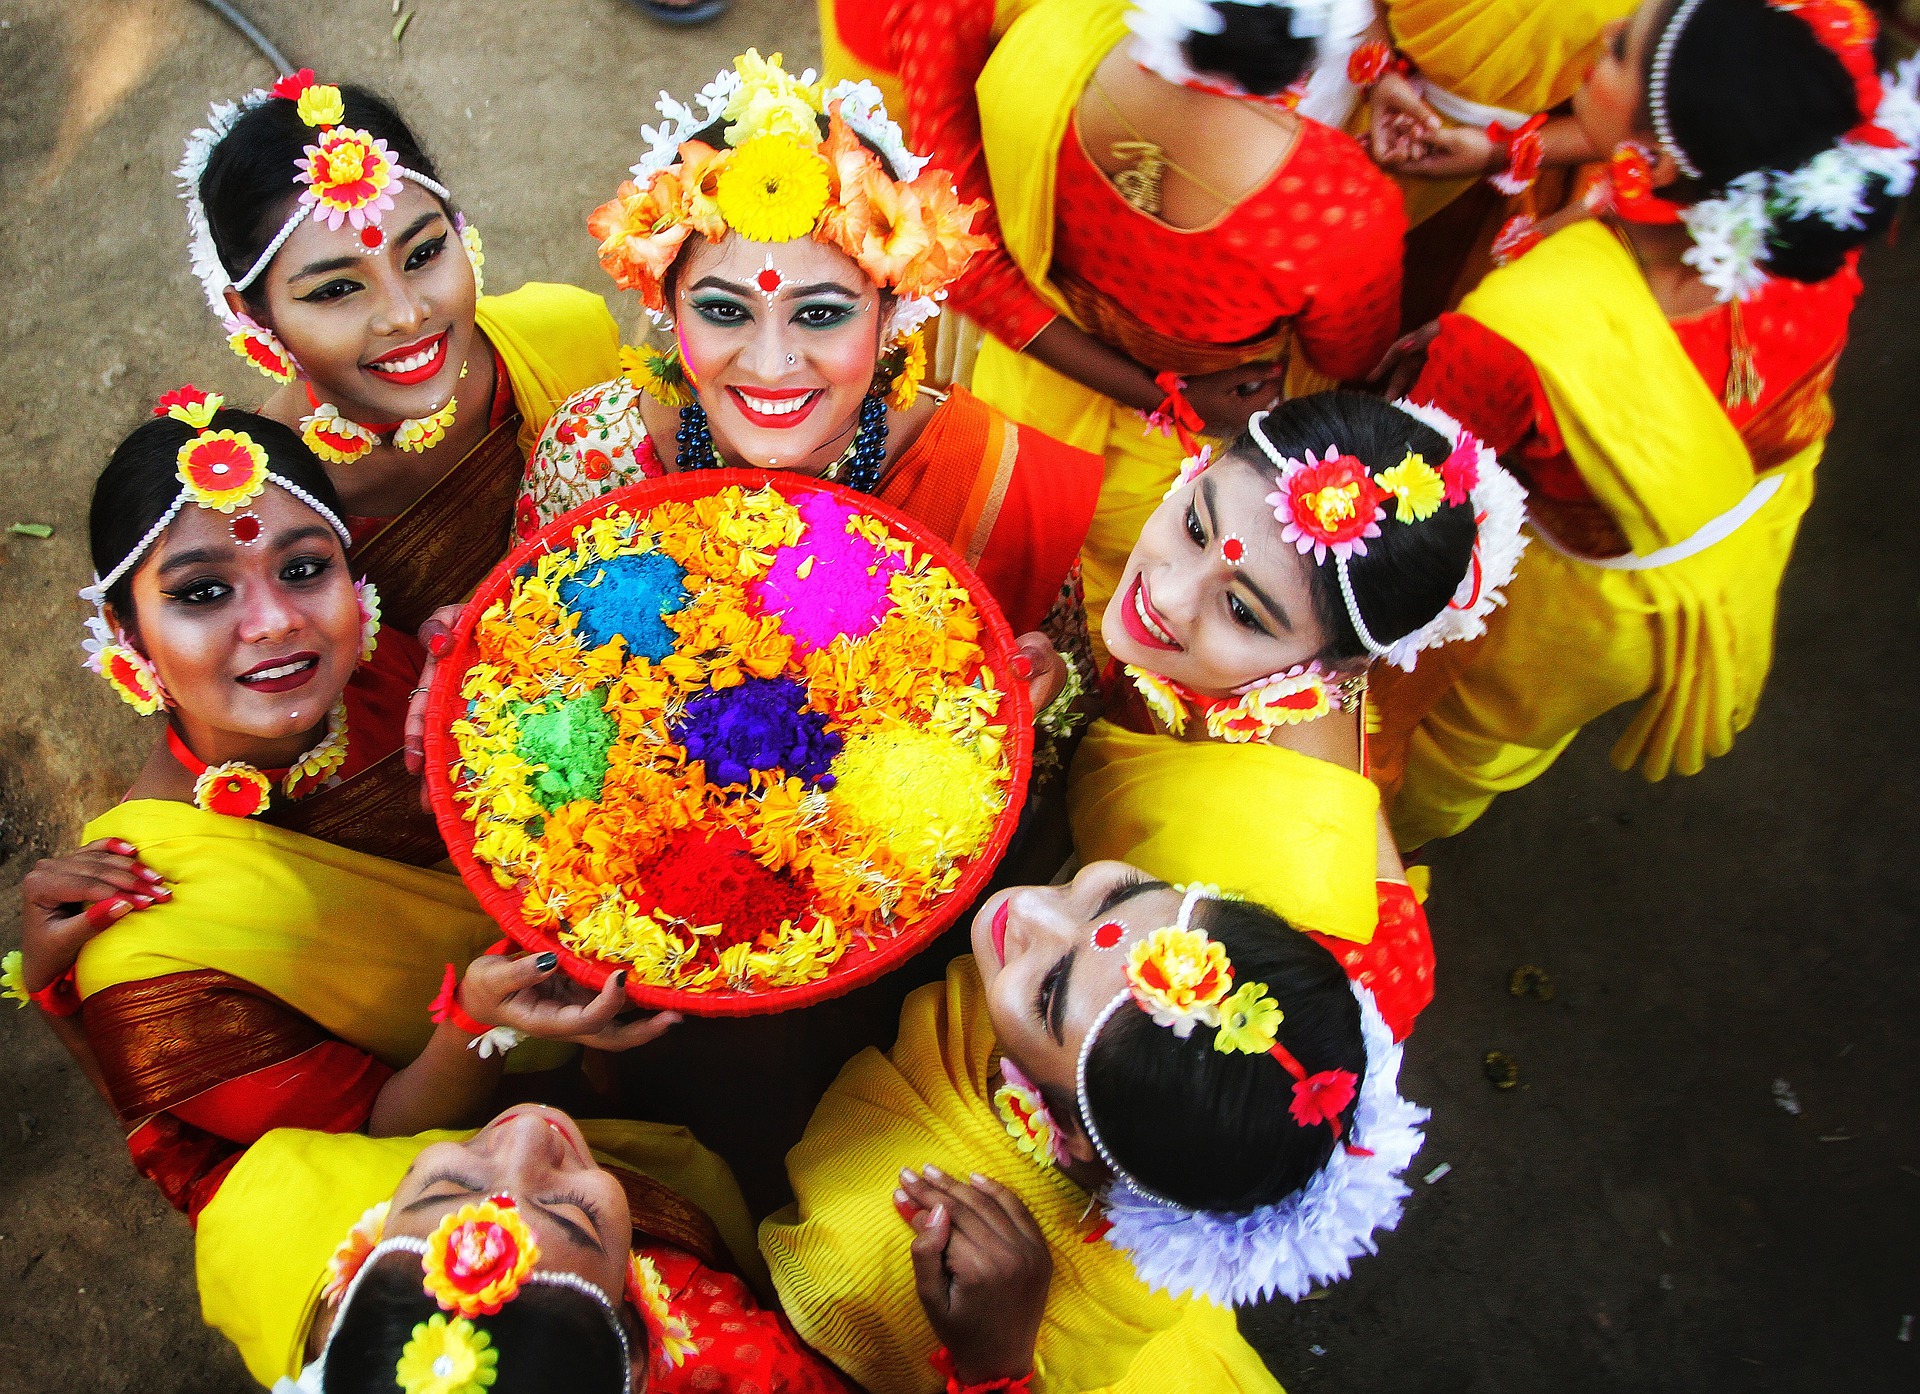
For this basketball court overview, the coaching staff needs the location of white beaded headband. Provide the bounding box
[1648,0,1710,181]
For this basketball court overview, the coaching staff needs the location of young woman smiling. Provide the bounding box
[515,53,1102,645]
[760,861,1429,1393]
[1060,392,1526,1022]
[17,398,670,1221]
[1371,0,1917,848]
[184,72,620,640]
[193,1103,860,1391]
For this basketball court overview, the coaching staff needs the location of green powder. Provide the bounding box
[514,688,617,813]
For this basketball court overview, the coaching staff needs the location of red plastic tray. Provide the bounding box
[424,470,1034,1016]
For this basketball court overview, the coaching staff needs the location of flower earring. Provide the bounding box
[356,577,383,662]
[225,313,295,383]
[82,614,167,715]
[993,1055,1072,1168]
[875,327,927,411]
[458,216,485,296]
[622,341,694,408]
[1608,141,1681,224]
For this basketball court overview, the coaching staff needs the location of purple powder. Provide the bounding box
[675,676,842,789]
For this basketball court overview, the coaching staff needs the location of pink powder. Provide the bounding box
[750,491,902,653]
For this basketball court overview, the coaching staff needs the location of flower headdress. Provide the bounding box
[78,387,359,715]
[1126,0,1338,101]
[1073,886,1427,1307]
[1647,0,1920,302]
[177,70,476,382]
[1246,400,1528,672]
[587,51,991,341]
[313,1192,647,1394]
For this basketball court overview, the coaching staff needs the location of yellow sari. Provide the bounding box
[1385,221,1822,847]
[1066,719,1380,943]
[197,1121,762,1386]
[761,959,1282,1394]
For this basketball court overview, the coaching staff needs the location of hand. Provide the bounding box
[20,839,168,990]
[1182,360,1285,437]
[1368,71,1441,166]
[1010,632,1068,715]
[1368,318,1443,401]
[1385,122,1499,179]
[900,1165,1051,1386]
[458,952,680,1051]
[405,604,465,779]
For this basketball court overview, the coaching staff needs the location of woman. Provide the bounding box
[516,52,1102,645]
[848,0,1408,656]
[1067,393,1525,1021]
[761,863,1429,1393]
[196,1104,861,1391]
[1372,0,1917,849]
[183,70,620,818]
[18,398,668,1220]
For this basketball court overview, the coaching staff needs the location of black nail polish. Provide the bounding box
[535,952,558,971]
[613,969,628,986]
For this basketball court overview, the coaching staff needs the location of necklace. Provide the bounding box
[1126,664,1362,741]
[674,391,891,493]
[1089,74,1290,216]
[166,701,349,818]
[298,363,468,465]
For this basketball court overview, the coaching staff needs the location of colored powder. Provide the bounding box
[635,827,809,949]
[514,688,617,813]
[828,726,1003,872]
[749,491,901,653]
[560,551,689,658]
[675,675,842,789]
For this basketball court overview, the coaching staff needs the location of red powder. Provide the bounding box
[632,828,809,949]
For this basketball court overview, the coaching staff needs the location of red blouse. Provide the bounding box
[647,1247,857,1393]
[1052,115,1405,379]
[1411,254,1862,555]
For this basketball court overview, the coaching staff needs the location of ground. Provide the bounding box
[0,2,1915,1390]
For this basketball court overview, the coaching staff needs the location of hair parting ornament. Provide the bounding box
[1072,887,1428,1306]
[1646,0,1920,301]
[313,1192,643,1394]
[1246,400,1528,673]
[77,387,364,718]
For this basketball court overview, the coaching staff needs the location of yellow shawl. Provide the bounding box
[77,801,496,1069]
[1066,718,1379,942]
[197,1120,762,1387]
[476,282,622,459]
[1387,0,1633,114]
[761,959,1281,1393]
[1461,220,1772,554]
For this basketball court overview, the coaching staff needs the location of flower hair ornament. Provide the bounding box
[78,387,361,720]
[1073,886,1429,1307]
[307,1192,643,1394]
[1248,401,1527,673]
[1126,0,1338,106]
[176,71,483,454]
[1644,0,1920,302]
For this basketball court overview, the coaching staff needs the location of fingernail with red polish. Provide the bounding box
[1011,652,1034,680]
[428,633,453,657]
[109,839,137,855]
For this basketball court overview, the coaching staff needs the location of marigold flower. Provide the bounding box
[715,135,832,244]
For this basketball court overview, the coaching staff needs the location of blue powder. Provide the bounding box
[559,552,688,658]
[675,676,842,789]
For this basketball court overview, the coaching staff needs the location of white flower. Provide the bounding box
[1680,172,1773,303]
[885,294,941,341]
[1777,146,1873,230]
[823,79,929,180]
[632,70,740,180]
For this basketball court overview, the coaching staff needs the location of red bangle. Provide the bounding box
[929,1347,1033,1394]
[427,962,491,1037]
[30,969,82,1018]
[1486,113,1548,194]
[1348,40,1411,88]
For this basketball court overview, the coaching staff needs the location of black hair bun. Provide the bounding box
[1182,2,1319,96]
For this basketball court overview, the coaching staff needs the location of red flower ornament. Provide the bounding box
[194,764,273,818]
[422,1195,540,1317]
[177,429,270,512]
[1266,448,1388,563]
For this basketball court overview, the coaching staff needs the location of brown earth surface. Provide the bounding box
[1,2,1916,1390]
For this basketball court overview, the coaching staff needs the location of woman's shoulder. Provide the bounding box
[476,282,619,342]
[520,375,661,538]
[1276,118,1405,222]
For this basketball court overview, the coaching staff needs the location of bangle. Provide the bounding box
[428,963,492,1037]
[1348,40,1411,88]
[1036,658,1088,742]
[31,968,82,1018]
[1486,113,1548,195]
[930,1347,1033,1394]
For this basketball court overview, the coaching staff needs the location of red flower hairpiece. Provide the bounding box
[1268,1040,1360,1139]
[1265,447,1388,564]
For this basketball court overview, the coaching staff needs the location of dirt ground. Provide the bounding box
[1,2,1916,1390]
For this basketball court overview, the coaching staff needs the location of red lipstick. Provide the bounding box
[727,385,823,430]
[991,899,1010,964]
[1117,574,1183,653]
[363,331,449,386]
[236,651,319,694]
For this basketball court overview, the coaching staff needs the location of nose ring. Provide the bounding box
[787,354,796,365]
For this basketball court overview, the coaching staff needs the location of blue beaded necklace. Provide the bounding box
[675,391,891,493]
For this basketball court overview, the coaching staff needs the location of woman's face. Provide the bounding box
[671,233,884,472]
[246,180,478,424]
[123,484,361,762]
[1102,456,1330,695]
[971,862,1182,1102]
[1573,0,1673,154]
[384,1106,633,1301]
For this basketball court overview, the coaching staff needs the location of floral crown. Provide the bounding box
[588,51,991,337]
[1244,400,1528,672]
[78,387,358,715]
[178,70,473,382]
[312,1191,694,1393]
[1649,0,1920,301]
[1073,886,1428,1307]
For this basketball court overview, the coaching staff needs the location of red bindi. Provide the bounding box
[230,513,262,545]
[359,225,384,251]
[1093,919,1125,950]
[1220,536,1246,565]
[757,266,784,295]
